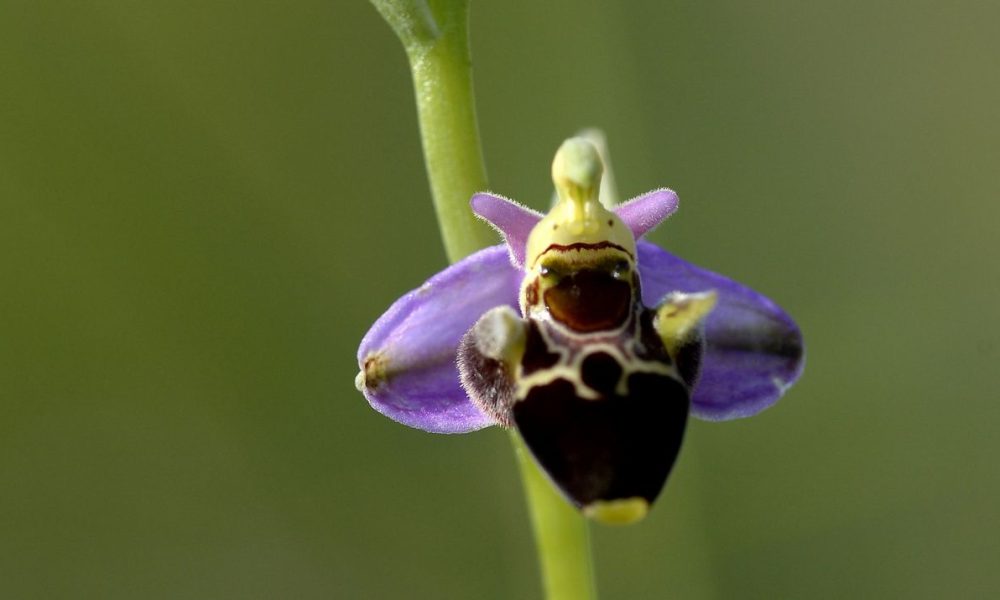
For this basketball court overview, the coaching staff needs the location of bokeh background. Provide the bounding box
[2,1,998,598]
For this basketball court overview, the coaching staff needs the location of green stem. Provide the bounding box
[370,0,494,262]
[512,432,598,600]
[370,1,598,597]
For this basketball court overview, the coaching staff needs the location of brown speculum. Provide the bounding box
[541,256,633,333]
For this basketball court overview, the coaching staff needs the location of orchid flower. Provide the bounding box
[356,138,804,524]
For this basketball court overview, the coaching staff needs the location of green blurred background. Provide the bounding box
[2,1,998,598]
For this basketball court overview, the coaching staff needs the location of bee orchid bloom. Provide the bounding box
[356,139,804,524]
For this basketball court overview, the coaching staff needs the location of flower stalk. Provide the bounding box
[369,1,598,598]
[370,0,493,262]
[513,432,597,600]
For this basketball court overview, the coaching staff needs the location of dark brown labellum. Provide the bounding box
[513,365,689,509]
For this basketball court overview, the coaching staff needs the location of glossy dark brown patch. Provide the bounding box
[580,351,622,395]
[513,373,689,507]
[521,321,560,376]
[544,270,632,332]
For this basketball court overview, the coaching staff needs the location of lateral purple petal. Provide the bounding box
[637,242,804,421]
[471,193,543,267]
[614,189,679,239]
[357,246,522,433]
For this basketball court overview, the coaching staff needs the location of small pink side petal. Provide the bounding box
[471,193,544,267]
[614,189,680,239]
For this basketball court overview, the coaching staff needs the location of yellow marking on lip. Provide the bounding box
[583,497,649,525]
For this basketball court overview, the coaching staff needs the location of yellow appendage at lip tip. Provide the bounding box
[583,497,649,525]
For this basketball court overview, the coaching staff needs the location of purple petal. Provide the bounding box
[471,193,543,267]
[357,246,522,433]
[613,189,679,239]
[637,242,805,421]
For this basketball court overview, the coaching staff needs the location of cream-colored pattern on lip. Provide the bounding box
[513,314,679,402]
